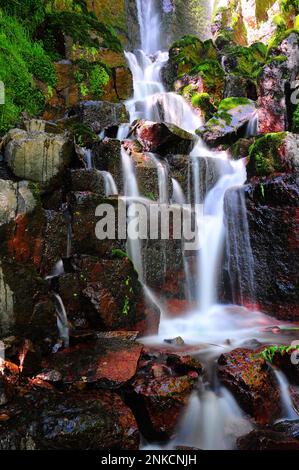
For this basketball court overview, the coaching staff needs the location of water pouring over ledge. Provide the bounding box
[120,0,299,449]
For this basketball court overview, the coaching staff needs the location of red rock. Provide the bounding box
[41,337,143,388]
[218,348,281,424]
[126,349,201,439]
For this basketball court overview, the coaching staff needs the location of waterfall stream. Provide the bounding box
[119,0,299,449]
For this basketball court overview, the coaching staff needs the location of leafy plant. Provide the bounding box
[260,344,299,362]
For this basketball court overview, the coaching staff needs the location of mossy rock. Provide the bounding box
[247,132,299,177]
[197,97,256,146]
[191,93,216,120]
[222,42,268,79]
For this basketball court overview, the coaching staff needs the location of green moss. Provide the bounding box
[74,60,111,99]
[255,0,277,24]
[292,104,299,132]
[40,11,122,60]
[222,42,268,79]
[0,0,46,32]
[0,11,56,134]
[219,97,252,112]
[191,60,225,102]
[191,92,216,120]
[249,132,287,176]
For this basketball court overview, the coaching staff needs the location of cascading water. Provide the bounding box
[149,153,169,203]
[121,0,299,450]
[53,293,69,350]
[100,171,118,196]
[274,370,298,420]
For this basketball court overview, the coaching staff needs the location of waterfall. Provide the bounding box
[82,147,93,169]
[171,178,186,204]
[149,153,169,203]
[121,147,143,280]
[224,186,256,307]
[53,293,69,349]
[274,370,298,420]
[198,159,247,312]
[136,0,161,54]
[245,112,258,137]
[100,171,118,196]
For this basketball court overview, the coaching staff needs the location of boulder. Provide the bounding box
[126,349,201,440]
[218,348,281,424]
[197,98,256,146]
[69,169,106,195]
[93,138,123,192]
[0,180,36,227]
[57,256,160,335]
[78,101,129,133]
[134,121,195,156]
[4,129,74,185]
[0,388,139,450]
[41,336,143,388]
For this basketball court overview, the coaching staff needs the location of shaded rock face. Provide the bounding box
[125,349,202,440]
[78,101,129,133]
[258,33,299,134]
[57,256,160,335]
[4,129,74,185]
[237,429,299,450]
[224,75,257,100]
[0,388,139,450]
[224,174,299,320]
[134,121,195,156]
[93,138,123,192]
[218,348,281,424]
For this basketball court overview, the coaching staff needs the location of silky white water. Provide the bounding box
[121,0,299,450]
[100,170,118,196]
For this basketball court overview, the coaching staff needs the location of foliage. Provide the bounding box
[260,344,299,362]
[0,0,46,32]
[40,11,122,60]
[222,42,268,79]
[292,104,299,132]
[248,132,287,176]
[218,97,253,112]
[74,61,110,99]
[0,11,56,134]
[71,123,99,147]
[111,248,130,259]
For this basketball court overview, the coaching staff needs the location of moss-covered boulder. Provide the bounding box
[248,132,299,177]
[196,97,256,146]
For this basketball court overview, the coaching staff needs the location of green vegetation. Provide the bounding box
[40,11,122,60]
[218,97,252,112]
[72,123,99,147]
[249,132,287,176]
[0,10,56,134]
[222,42,268,79]
[74,61,110,99]
[191,92,216,120]
[111,248,130,259]
[260,344,299,362]
[292,104,299,132]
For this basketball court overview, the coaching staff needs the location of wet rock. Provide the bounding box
[218,348,281,424]
[134,121,195,156]
[114,67,133,100]
[237,429,299,450]
[126,350,201,439]
[164,337,185,346]
[197,98,256,146]
[0,377,8,406]
[4,129,74,185]
[0,388,139,450]
[57,256,160,335]
[230,138,254,160]
[0,180,36,227]
[69,192,126,256]
[93,138,122,191]
[273,420,299,440]
[69,169,106,195]
[42,336,143,388]
[224,75,257,100]
[248,132,299,178]
[223,174,299,321]
[78,101,129,133]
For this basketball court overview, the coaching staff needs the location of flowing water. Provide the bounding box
[120,0,299,449]
[100,170,118,196]
[53,293,69,350]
